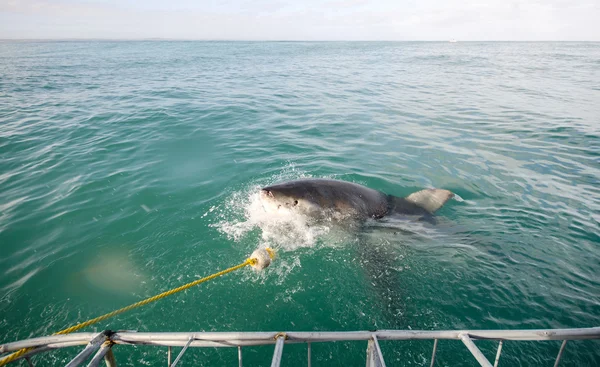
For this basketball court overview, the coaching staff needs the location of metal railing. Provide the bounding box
[1,327,599,367]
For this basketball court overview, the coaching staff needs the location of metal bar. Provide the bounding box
[65,333,108,367]
[366,339,373,367]
[25,357,34,367]
[270,335,285,367]
[429,339,438,367]
[104,349,117,367]
[366,336,387,367]
[167,346,171,367]
[373,335,387,367]
[3,326,599,353]
[87,342,112,367]
[0,333,97,353]
[367,335,387,367]
[170,337,193,367]
[110,329,600,348]
[376,328,600,341]
[107,327,600,345]
[11,340,92,361]
[366,339,377,367]
[307,342,311,367]
[553,340,568,367]
[115,340,277,348]
[493,341,503,367]
[459,334,493,367]
[238,346,242,367]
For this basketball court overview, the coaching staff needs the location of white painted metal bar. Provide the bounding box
[429,339,438,367]
[114,340,274,348]
[170,337,193,367]
[493,341,503,367]
[307,342,311,367]
[0,333,96,353]
[104,349,117,367]
[107,327,600,345]
[459,334,493,367]
[17,341,93,360]
[3,327,600,354]
[238,346,242,367]
[86,342,112,367]
[374,335,387,367]
[0,343,86,366]
[366,339,375,367]
[270,335,285,367]
[65,333,107,367]
[369,335,387,367]
[167,346,171,367]
[553,340,568,367]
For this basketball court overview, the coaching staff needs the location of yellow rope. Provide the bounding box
[0,257,258,366]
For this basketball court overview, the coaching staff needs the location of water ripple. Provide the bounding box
[0,41,599,366]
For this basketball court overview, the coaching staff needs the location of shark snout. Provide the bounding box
[261,189,274,198]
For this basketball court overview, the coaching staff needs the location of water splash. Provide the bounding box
[209,167,360,252]
[211,175,327,251]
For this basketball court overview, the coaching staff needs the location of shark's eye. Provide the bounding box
[293,200,298,206]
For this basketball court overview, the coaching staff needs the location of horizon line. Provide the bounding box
[1,38,598,42]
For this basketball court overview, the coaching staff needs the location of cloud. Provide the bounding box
[0,0,598,40]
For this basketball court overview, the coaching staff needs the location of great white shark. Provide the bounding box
[260,178,454,222]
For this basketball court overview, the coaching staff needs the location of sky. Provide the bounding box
[0,0,598,41]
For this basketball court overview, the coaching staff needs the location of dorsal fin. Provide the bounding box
[405,189,454,214]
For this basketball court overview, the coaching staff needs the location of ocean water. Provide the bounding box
[0,41,599,366]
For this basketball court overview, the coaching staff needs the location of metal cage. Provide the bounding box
[1,327,599,367]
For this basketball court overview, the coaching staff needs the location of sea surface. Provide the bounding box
[0,41,599,366]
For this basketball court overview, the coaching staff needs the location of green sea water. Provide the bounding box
[0,41,599,366]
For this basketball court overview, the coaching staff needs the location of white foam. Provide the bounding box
[211,168,350,252]
[453,193,464,202]
[213,188,332,251]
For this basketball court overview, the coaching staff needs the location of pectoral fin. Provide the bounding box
[405,189,454,214]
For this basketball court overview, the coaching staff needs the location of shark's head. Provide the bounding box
[260,182,320,216]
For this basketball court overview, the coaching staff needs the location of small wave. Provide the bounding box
[1,267,40,297]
